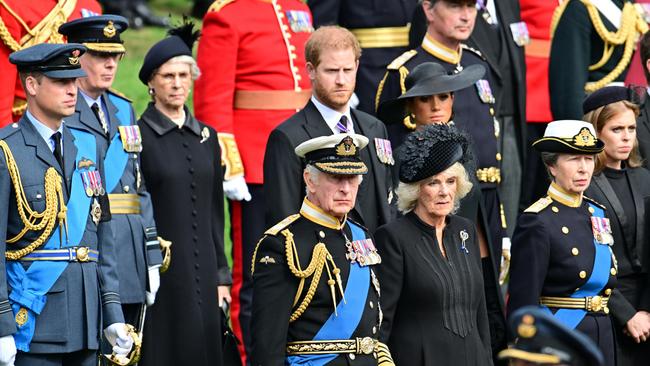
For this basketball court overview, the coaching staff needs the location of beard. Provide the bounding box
[312,82,354,111]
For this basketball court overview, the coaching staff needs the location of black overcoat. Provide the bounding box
[137,103,232,366]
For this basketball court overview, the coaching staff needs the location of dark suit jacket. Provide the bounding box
[263,100,395,232]
[637,98,650,168]
[585,168,650,326]
[467,0,526,161]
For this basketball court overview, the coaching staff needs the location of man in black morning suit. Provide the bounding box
[264,26,396,233]
[307,0,418,114]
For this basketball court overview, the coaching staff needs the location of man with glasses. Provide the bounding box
[58,15,163,335]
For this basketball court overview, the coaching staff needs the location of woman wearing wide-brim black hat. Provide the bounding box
[377,62,485,134]
[508,120,619,366]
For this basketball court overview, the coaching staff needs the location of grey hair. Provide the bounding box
[540,151,560,181]
[396,162,473,214]
[150,55,201,82]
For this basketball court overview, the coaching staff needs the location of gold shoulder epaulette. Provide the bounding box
[461,44,485,60]
[387,50,417,70]
[107,88,132,103]
[208,0,236,13]
[265,214,301,236]
[524,196,553,213]
[584,196,606,210]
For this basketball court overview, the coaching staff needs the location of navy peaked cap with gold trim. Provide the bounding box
[10,43,87,79]
[499,306,604,366]
[59,15,128,54]
[533,120,604,154]
[295,134,369,175]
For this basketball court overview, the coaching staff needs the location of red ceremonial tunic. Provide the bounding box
[0,0,102,125]
[194,0,313,184]
[520,1,557,123]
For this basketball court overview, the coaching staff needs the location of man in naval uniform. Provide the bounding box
[58,14,163,330]
[251,133,393,366]
[549,0,648,120]
[0,43,133,366]
[374,0,507,357]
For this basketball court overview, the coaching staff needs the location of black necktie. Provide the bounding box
[91,102,109,135]
[51,132,63,171]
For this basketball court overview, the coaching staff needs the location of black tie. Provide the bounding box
[51,132,63,171]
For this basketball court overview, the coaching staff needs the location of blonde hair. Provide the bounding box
[305,26,361,67]
[396,162,473,214]
[583,100,643,173]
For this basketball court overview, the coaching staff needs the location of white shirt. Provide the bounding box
[311,95,355,134]
[80,89,110,126]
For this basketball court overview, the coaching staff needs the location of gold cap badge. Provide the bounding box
[68,49,81,65]
[517,314,537,338]
[335,136,356,157]
[573,127,596,147]
[104,21,117,38]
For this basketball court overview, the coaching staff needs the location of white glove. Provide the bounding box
[145,266,161,306]
[0,335,16,366]
[104,323,134,356]
[223,176,252,201]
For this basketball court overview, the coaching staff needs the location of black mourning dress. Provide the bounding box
[137,103,231,366]
[375,212,493,365]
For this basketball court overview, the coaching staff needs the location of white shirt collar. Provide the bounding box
[79,89,102,109]
[25,110,64,153]
[485,0,498,24]
[311,95,354,134]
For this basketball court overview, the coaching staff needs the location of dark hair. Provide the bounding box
[18,71,44,88]
[640,31,650,83]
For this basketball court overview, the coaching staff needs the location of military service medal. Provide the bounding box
[346,238,381,266]
[475,79,495,104]
[285,10,313,33]
[509,21,530,47]
[119,125,143,153]
[91,198,102,225]
[374,138,395,165]
[591,216,614,245]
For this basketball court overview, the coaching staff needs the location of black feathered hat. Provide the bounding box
[139,18,200,84]
[398,124,473,183]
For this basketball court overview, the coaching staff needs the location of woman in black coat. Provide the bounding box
[136,25,232,366]
[583,87,650,365]
[375,125,493,365]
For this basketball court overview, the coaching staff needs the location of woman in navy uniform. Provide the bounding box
[508,120,618,366]
[582,87,650,365]
[375,124,493,365]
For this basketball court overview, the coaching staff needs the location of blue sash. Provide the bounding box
[6,129,96,351]
[104,94,131,192]
[286,221,371,366]
[542,203,612,329]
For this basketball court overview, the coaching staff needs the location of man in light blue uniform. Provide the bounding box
[0,43,133,365]
[58,15,163,327]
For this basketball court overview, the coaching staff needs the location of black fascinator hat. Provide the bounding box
[398,124,473,183]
